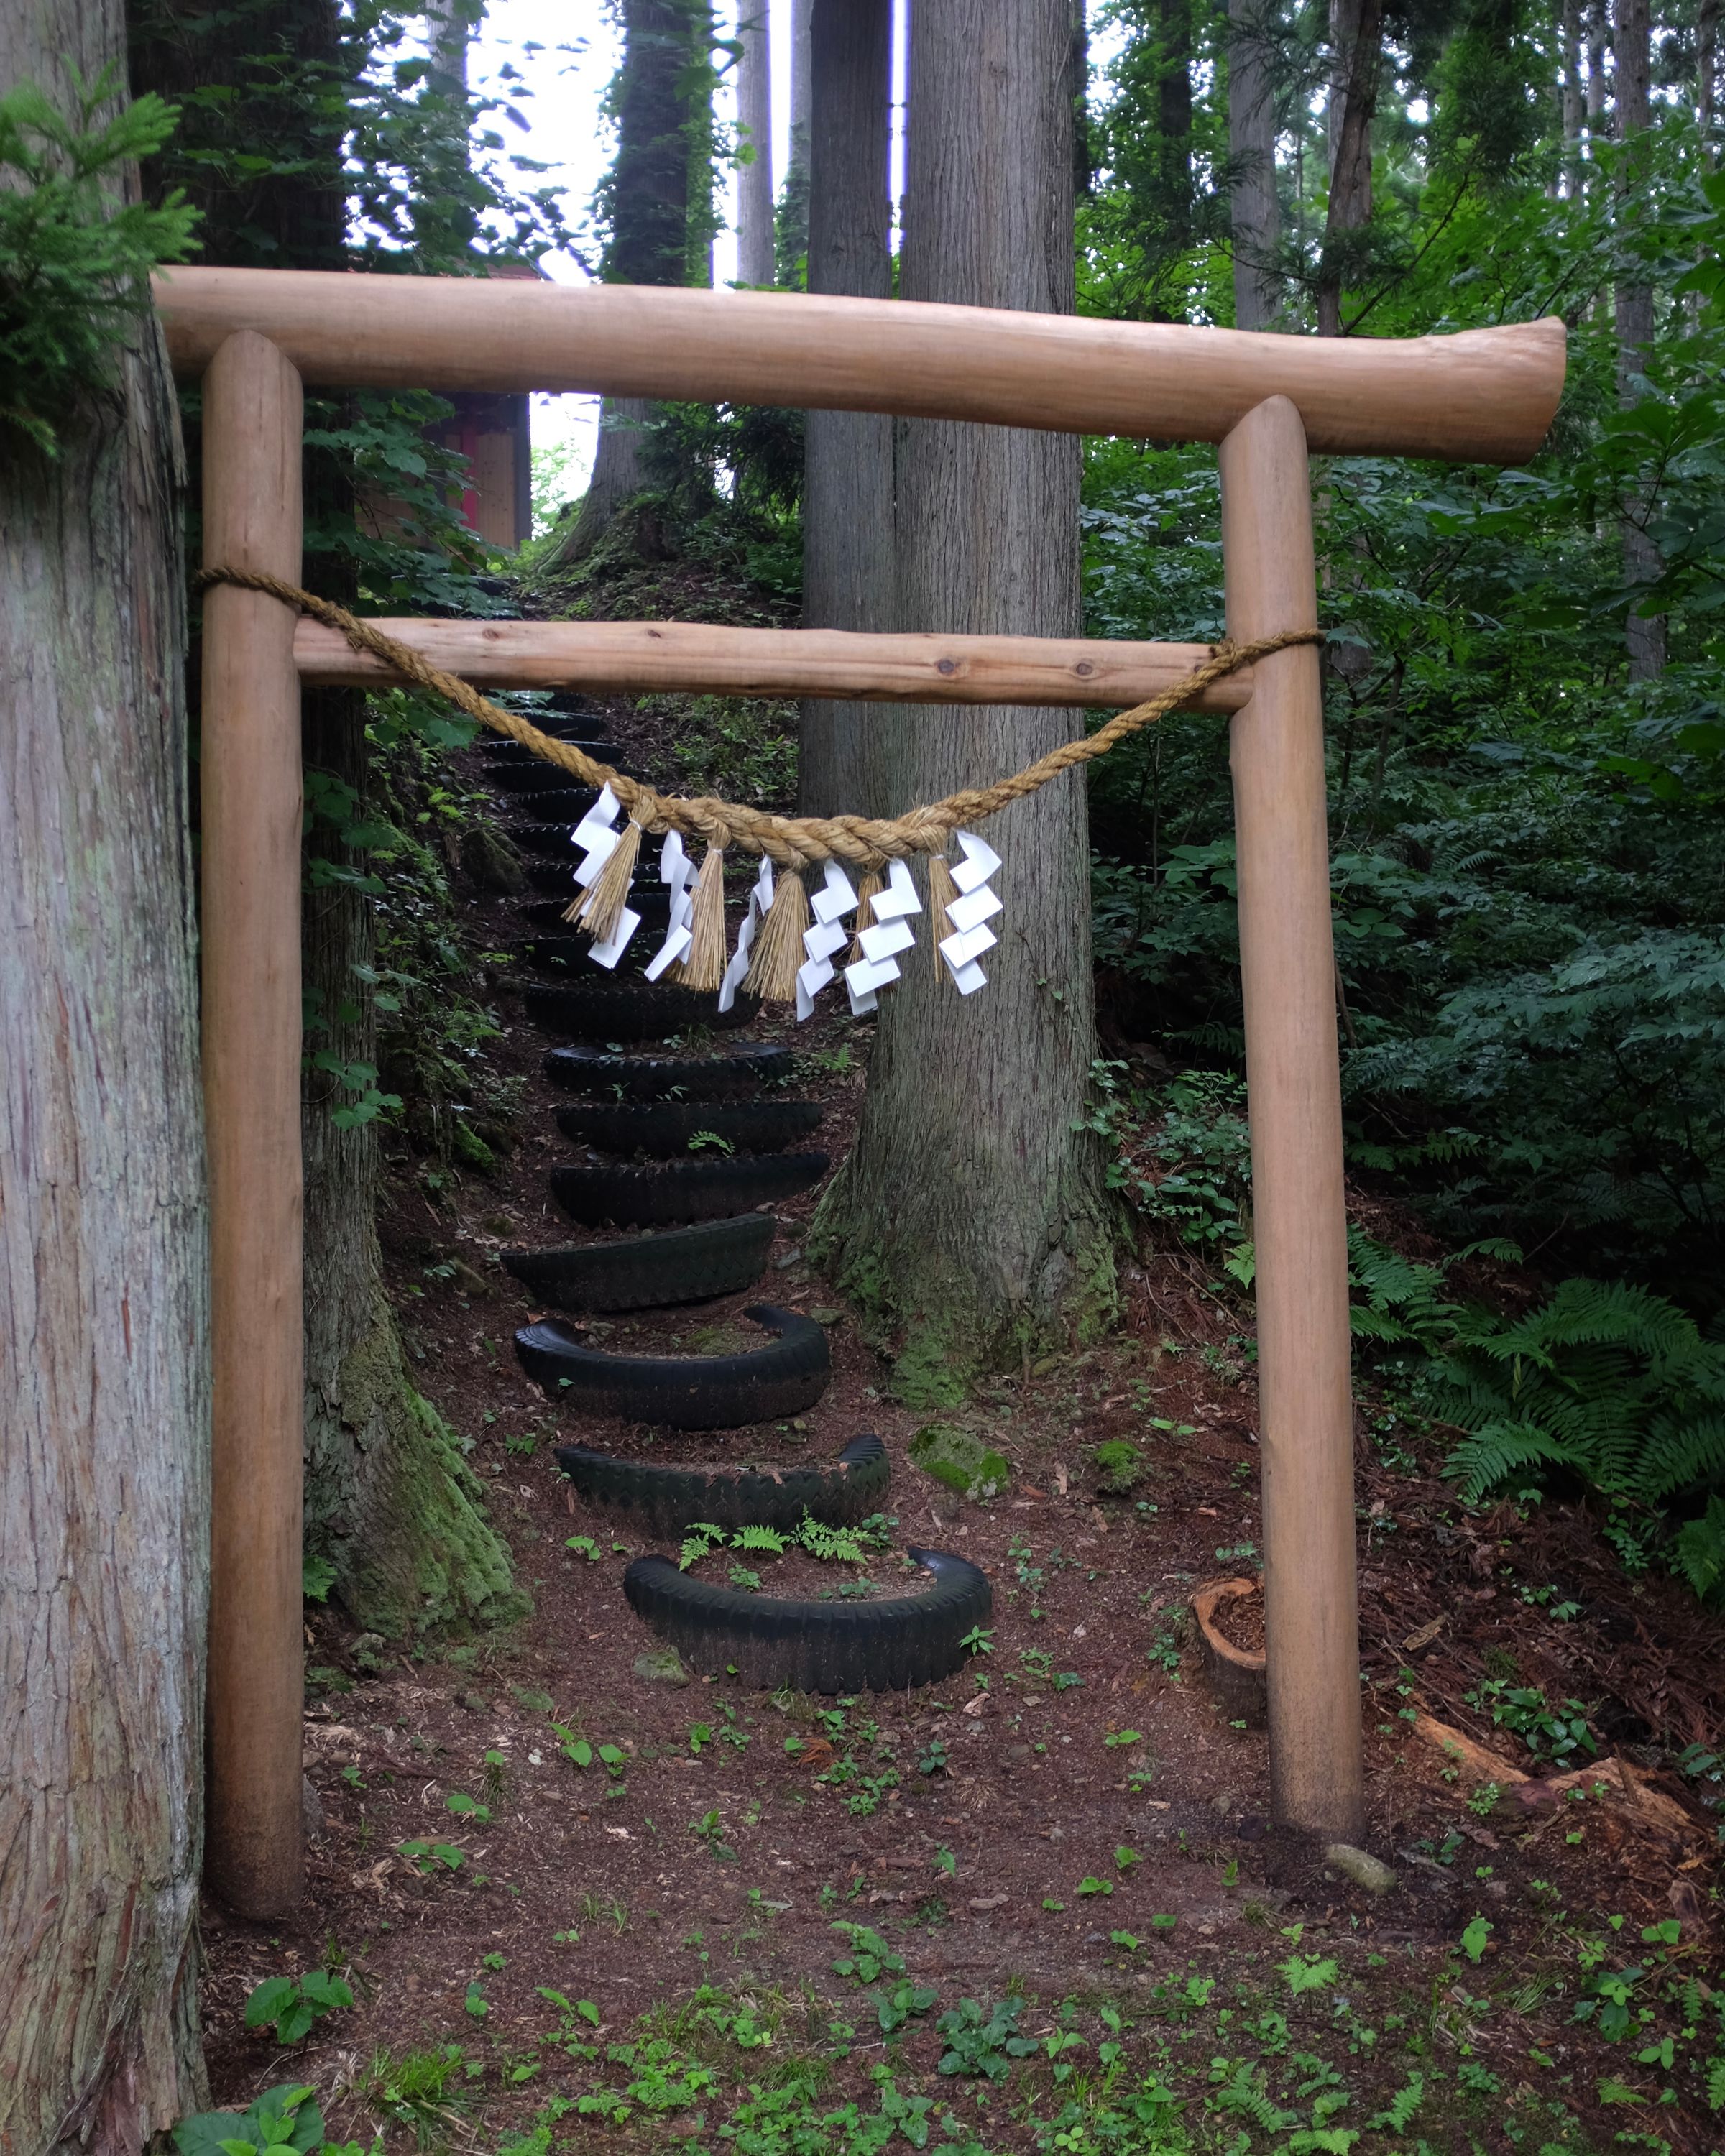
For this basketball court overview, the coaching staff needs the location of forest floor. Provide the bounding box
[198,607,1725,2153]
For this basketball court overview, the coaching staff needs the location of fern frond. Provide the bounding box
[1445,1421,1573,1503]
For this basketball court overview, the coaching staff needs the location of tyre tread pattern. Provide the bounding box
[544,1044,792,1100]
[550,1151,827,1226]
[556,1432,887,1537]
[501,1213,773,1312]
[622,1546,991,1693]
[514,1302,830,1428]
[555,1099,822,1158]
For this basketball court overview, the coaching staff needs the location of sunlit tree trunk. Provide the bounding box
[737,0,775,285]
[1228,0,1282,328]
[815,0,1113,1390]
[1560,0,1586,195]
[799,0,893,816]
[0,8,208,2143]
[1613,0,1665,680]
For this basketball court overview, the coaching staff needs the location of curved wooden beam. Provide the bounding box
[155,268,1565,463]
[291,617,1256,712]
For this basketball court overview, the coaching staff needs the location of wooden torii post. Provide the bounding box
[154,267,1567,1916]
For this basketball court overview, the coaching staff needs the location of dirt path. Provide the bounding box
[196,697,1725,2152]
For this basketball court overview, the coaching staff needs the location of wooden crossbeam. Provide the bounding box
[293,618,1256,713]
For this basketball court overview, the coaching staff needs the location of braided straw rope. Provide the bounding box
[198,568,1322,870]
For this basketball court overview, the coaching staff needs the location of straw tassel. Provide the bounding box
[566,816,643,940]
[671,844,727,991]
[926,850,959,974]
[846,869,885,968]
[743,868,811,1003]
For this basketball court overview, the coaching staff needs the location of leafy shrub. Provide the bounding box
[244,1971,354,2045]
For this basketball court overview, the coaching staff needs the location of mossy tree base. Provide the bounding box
[305,1289,526,1641]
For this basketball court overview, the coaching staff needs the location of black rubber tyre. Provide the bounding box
[512,782,647,820]
[551,1151,828,1227]
[517,895,672,935]
[556,1432,887,1538]
[515,922,675,975]
[514,1302,829,1427]
[555,1098,823,1158]
[489,759,635,796]
[545,1043,793,1100]
[622,1546,991,1693]
[524,978,759,1041]
[512,817,597,860]
[501,1212,774,1312]
[484,727,614,759]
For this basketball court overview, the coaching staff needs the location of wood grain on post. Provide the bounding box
[202,330,306,1915]
[292,617,1256,712]
[1219,395,1364,1843]
[154,267,1566,463]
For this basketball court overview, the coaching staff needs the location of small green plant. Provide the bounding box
[564,1535,602,1562]
[934,1996,1039,2081]
[829,1922,905,1984]
[1462,1677,1597,1765]
[397,1838,464,1874]
[242,1972,354,2045]
[301,1554,338,1604]
[1092,1438,1146,1493]
[686,1128,735,1153]
[690,1807,737,1861]
[172,2085,341,2156]
[960,1623,995,1657]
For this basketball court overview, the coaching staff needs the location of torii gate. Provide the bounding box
[152,266,1567,1916]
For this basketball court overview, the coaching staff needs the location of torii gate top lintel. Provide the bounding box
[153,267,1567,466]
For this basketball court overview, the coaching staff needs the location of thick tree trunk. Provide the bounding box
[1614,0,1665,679]
[737,0,775,285]
[779,0,814,278]
[799,0,893,816]
[1318,0,1381,336]
[814,0,1113,1393]
[132,0,520,1640]
[0,9,208,2144]
[1229,0,1281,329]
[546,0,699,569]
[1586,0,1608,175]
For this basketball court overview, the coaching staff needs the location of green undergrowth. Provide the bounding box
[180,1897,1725,2152]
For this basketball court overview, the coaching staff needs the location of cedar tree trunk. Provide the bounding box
[737,0,775,285]
[1229,0,1281,328]
[0,10,208,2144]
[798,0,893,816]
[814,0,1114,1396]
[1614,0,1665,678]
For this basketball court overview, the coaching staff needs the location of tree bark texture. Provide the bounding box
[133,0,520,1638]
[1613,0,1665,678]
[1703,0,1721,135]
[1318,0,1381,336]
[549,0,701,566]
[815,0,1114,1391]
[0,7,208,2142]
[1228,0,1282,329]
[737,0,775,285]
[799,0,893,817]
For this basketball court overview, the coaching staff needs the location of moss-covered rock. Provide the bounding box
[908,1422,1011,1501]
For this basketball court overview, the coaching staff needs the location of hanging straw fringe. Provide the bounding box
[926,851,959,975]
[847,870,885,969]
[672,844,727,990]
[194,568,1320,871]
[743,870,811,1003]
[567,816,643,940]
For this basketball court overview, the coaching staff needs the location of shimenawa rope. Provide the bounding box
[194,568,1321,872]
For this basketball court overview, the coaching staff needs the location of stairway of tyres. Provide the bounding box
[478,692,992,1695]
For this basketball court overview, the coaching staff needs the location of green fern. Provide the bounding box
[678,1521,729,1572]
[731,1524,788,1556]
[1432,1279,1725,1601]
[1367,2073,1425,2131]
[797,1515,867,1564]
